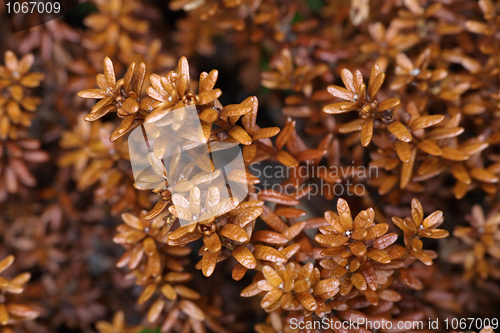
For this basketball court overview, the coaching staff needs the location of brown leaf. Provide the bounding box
[374,233,398,249]
[179,300,205,321]
[242,144,257,162]
[103,57,116,88]
[262,266,283,287]
[84,104,115,121]
[377,98,400,112]
[147,299,165,323]
[198,89,222,105]
[241,96,258,135]
[313,279,340,295]
[161,284,177,300]
[228,126,252,145]
[5,102,21,126]
[219,224,249,242]
[361,261,378,291]
[121,213,143,231]
[461,142,489,156]
[470,168,498,183]
[174,284,201,300]
[377,289,401,302]
[295,149,326,162]
[200,69,218,92]
[232,246,257,269]
[220,104,253,117]
[337,198,353,231]
[417,140,442,156]
[20,72,45,88]
[121,98,139,114]
[341,68,355,92]
[365,223,389,240]
[260,289,282,309]
[203,233,221,253]
[422,210,443,229]
[274,207,305,218]
[0,304,8,325]
[440,147,468,161]
[465,20,493,35]
[253,127,280,141]
[260,206,290,233]
[324,211,344,233]
[4,51,17,72]
[0,255,14,274]
[232,263,248,281]
[160,307,179,332]
[323,101,359,114]
[276,120,295,150]
[253,230,289,245]
[387,121,412,142]
[281,244,301,259]
[296,291,317,311]
[410,115,444,130]
[283,221,305,240]
[392,217,415,234]
[369,72,385,98]
[411,249,433,265]
[395,141,411,162]
[316,234,349,246]
[211,198,239,217]
[275,150,299,167]
[361,118,373,147]
[427,127,464,140]
[339,118,364,133]
[199,107,219,123]
[77,89,108,99]
[400,147,417,189]
[143,237,157,256]
[350,240,367,256]
[327,85,355,100]
[418,229,449,239]
[145,199,170,220]
[367,248,391,263]
[254,245,287,263]
[233,206,263,228]
[138,284,156,305]
[351,272,367,290]
[240,282,261,297]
